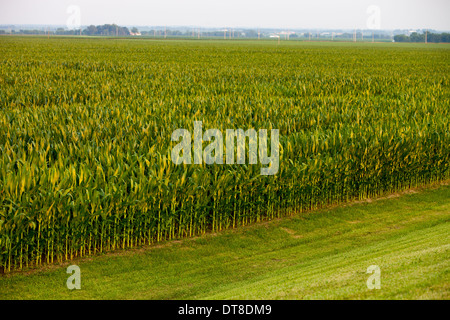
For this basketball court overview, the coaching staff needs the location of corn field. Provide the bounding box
[0,38,449,272]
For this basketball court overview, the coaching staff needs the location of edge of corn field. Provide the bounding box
[2,179,447,277]
[0,179,448,299]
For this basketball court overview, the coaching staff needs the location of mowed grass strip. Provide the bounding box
[0,184,448,300]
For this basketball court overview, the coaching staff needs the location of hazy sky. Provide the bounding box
[1,0,449,30]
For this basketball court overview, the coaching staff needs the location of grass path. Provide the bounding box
[0,183,448,299]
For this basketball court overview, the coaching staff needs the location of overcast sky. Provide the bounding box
[1,0,449,30]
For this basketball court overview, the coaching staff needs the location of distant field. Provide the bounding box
[0,182,448,299]
[0,37,449,273]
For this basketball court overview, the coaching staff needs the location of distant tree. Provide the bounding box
[441,33,450,43]
[245,30,258,38]
[131,27,139,34]
[394,34,409,42]
[341,33,353,39]
[82,24,129,36]
[427,33,439,42]
[409,32,425,42]
[85,25,97,35]
[393,32,449,43]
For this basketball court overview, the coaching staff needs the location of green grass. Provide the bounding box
[1,183,448,300]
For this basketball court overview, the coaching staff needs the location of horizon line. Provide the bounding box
[1,24,449,32]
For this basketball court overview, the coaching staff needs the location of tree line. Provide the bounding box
[0,24,132,36]
[394,32,450,43]
[4,26,448,42]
